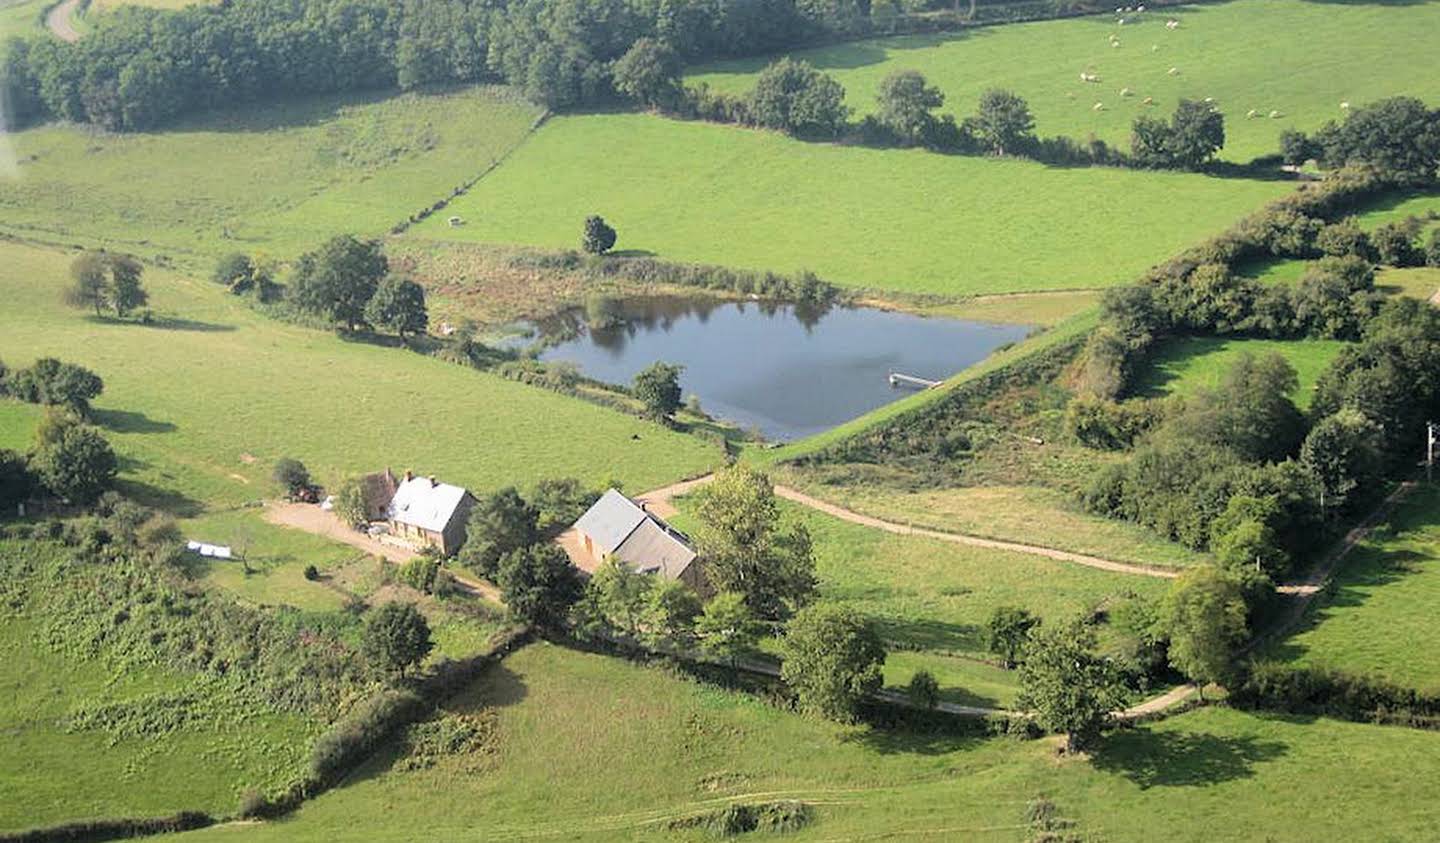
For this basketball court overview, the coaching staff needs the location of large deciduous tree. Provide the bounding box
[1015,622,1128,753]
[291,235,388,331]
[874,69,944,145]
[780,603,885,722]
[459,487,540,579]
[748,58,849,139]
[971,89,1035,156]
[365,277,429,340]
[986,605,1038,668]
[693,465,817,620]
[633,361,684,422]
[611,37,682,109]
[497,543,584,630]
[362,602,434,679]
[29,415,117,505]
[1161,565,1248,699]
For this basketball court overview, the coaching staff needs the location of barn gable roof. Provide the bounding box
[573,489,697,578]
[572,489,649,555]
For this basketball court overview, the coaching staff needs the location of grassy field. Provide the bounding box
[1355,188,1440,231]
[1135,335,1348,411]
[791,501,1169,707]
[0,242,719,513]
[175,642,1440,842]
[0,538,319,832]
[1273,484,1440,692]
[688,0,1440,164]
[410,112,1287,296]
[0,87,543,267]
[781,473,1210,569]
[0,0,48,37]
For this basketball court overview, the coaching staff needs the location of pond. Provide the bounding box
[535,296,1031,442]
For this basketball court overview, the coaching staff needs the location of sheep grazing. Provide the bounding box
[1165,18,1180,30]
[1270,110,1284,119]
[1246,109,1259,119]
[1094,102,1106,111]
[1079,72,1101,83]
[1167,67,1180,76]
[1152,44,1160,51]
[1203,96,1214,103]
[1137,3,1146,10]
[1120,87,1134,97]
[1142,96,1155,105]
[1118,17,1127,25]
[1340,101,1352,110]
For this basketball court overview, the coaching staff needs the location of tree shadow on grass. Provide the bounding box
[92,408,176,435]
[839,718,988,757]
[1265,545,1430,663]
[79,314,236,332]
[1091,729,1287,789]
[112,456,205,517]
[876,616,983,653]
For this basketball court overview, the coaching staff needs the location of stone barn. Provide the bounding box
[385,473,476,557]
[571,489,707,593]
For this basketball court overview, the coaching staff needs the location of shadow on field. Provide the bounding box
[840,722,985,757]
[81,314,236,332]
[877,616,983,653]
[113,457,205,518]
[1092,729,1287,788]
[93,408,176,435]
[1265,544,1431,664]
[160,87,404,136]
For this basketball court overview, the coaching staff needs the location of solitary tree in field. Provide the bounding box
[1162,565,1248,699]
[582,215,618,255]
[633,361,683,422]
[362,602,433,679]
[986,605,1039,668]
[7,358,105,414]
[971,89,1035,156]
[693,464,818,621]
[907,669,940,710]
[107,254,148,318]
[696,591,762,668]
[66,252,109,317]
[497,543,583,630]
[1015,621,1128,753]
[1167,99,1226,170]
[780,603,886,722]
[365,276,429,341]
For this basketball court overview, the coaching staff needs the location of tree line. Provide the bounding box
[0,0,929,131]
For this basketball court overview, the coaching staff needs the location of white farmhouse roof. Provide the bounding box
[388,476,470,533]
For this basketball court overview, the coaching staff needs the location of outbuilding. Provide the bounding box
[571,489,706,592]
[385,473,476,556]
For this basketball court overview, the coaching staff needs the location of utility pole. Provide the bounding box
[1424,420,1437,484]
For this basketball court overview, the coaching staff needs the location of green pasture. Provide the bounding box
[0,0,48,37]
[1355,188,1440,231]
[783,474,1209,569]
[1379,266,1440,301]
[1135,335,1347,411]
[411,113,1286,296]
[0,539,318,833]
[689,0,1440,164]
[1274,484,1440,692]
[0,87,542,267]
[177,642,1440,842]
[0,242,719,515]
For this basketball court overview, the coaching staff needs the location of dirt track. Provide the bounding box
[45,0,81,42]
[639,475,1180,580]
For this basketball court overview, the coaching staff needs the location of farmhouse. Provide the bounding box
[384,472,477,556]
[572,489,705,592]
[357,467,401,520]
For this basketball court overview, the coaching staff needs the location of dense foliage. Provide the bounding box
[779,603,886,722]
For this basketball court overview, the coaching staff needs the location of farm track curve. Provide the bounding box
[44,0,81,42]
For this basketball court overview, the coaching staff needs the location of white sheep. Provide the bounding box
[1142,96,1155,106]
[1270,110,1284,119]
[1120,87,1134,97]
[1137,4,1146,10]
[1340,101,1352,110]
[1246,109,1259,119]
[1112,40,1122,48]
[1203,96,1214,103]
[1152,44,1160,51]
[1165,19,1180,30]
[1167,67,1180,76]
[1094,102,1106,111]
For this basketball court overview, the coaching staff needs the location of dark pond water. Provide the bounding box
[536,297,1031,442]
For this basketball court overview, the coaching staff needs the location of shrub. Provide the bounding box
[303,564,320,582]
[308,689,426,784]
[906,669,940,710]
[272,457,311,495]
[581,215,617,255]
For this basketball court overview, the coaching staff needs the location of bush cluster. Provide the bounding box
[1232,662,1440,728]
